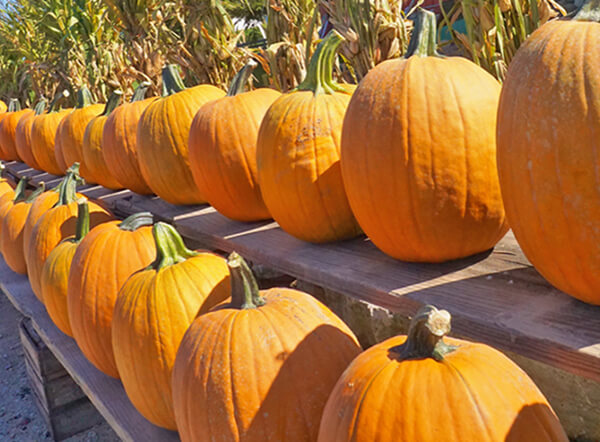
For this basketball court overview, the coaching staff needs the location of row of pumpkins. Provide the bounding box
[0,10,597,305]
[0,166,569,441]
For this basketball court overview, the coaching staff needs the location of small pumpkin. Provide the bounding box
[136,65,226,205]
[318,305,567,441]
[68,211,155,377]
[189,62,280,221]
[257,32,361,242]
[0,100,33,162]
[0,100,23,161]
[341,10,508,262]
[0,100,6,113]
[172,252,362,441]
[102,82,155,195]
[25,167,112,301]
[1,183,45,274]
[112,222,230,429]
[41,199,89,336]
[81,90,123,189]
[496,0,600,304]
[0,177,30,240]
[16,99,47,170]
[55,87,104,178]
[31,90,72,175]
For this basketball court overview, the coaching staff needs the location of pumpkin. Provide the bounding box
[0,100,22,161]
[25,167,112,301]
[41,199,89,336]
[496,0,600,304]
[341,10,508,262]
[1,183,44,274]
[172,252,362,441]
[81,90,123,189]
[55,87,104,178]
[68,212,155,377]
[257,33,361,242]
[16,99,47,170]
[0,100,6,113]
[31,90,72,175]
[318,305,567,441]
[137,65,225,205]
[0,162,14,196]
[0,177,29,240]
[102,82,155,195]
[189,62,279,221]
[0,100,33,162]
[112,222,230,429]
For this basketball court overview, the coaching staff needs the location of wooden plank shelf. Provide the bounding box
[0,257,179,442]
[4,162,600,385]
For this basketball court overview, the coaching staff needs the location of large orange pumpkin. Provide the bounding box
[136,65,225,205]
[81,90,123,189]
[497,0,600,304]
[25,168,112,301]
[318,305,567,441]
[55,87,104,178]
[31,90,72,175]
[0,101,32,162]
[341,10,508,262]
[68,211,155,377]
[41,199,90,336]
[189,62,279,221]
[16,99,47,170]
[102,82,154,195]
[0,100,22,161]
[112,222,230,429]
[1,183,45,274]
[172,252,362,442]
[257,33,361,242]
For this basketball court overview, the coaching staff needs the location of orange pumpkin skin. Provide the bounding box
[172,253,362,442]
[0,100,6,113]
[31,109,72,175]
[112,223,230,429]
[257,36,361,242]
[102,85,155,195]
[16,111,43,170]
[497,18,600,304]
[318,306,567,442]
[68,214,155,378]
[54,117,69,173]
[341,15,508,262]
[23,191,63,257]
[189,65,279,221]
[0,109,33,161]
[137,65,226,205]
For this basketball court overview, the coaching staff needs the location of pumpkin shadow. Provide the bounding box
[243,323,360,441]
[506,403,567,441]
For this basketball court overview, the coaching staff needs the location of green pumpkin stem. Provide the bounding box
[101,90,123,116]
[393,305,457,362]
[574,0,600,21]
[12,177,29,203]
[48,90,70,113]
[151,222,197,270]
[131,81,152,103]
[227,61,258,96]
[296,31,347,95]
[75,199,90,242]
[34,98,48,115]
[25,182,46,203]
[76,86,94,109]
[119,211,153,231]
[8,99,21,112]
[227,252,265,310]
[405,9,440,58]
[54,163,82,207]
[162,65,186,97]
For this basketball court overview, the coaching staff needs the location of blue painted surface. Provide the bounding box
[440,18,467,41]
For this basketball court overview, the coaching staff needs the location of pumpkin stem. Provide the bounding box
[75,199,90,242]
[150,222,197,270]
[392,305,457,361]
[227,60,258,96]
[131,81,152,103]
[34,98,48,115]
[54,163,82,207]
[8,99,21,112]
[227,252,265,310]
[12,177,29,203]
[574,0,600,21]
[101,90,123,116]
[119,211,153,231]
[25,182,46,203]
[405,9,440,58]
[162,65,186,97]
[296,31,347,95]
[48,90,70,113]
[76,86,94,109]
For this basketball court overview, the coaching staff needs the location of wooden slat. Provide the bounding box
[0,259,179,442]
